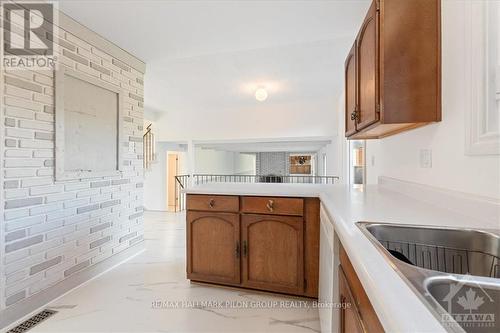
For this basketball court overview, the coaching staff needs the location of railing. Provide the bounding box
[143,124,156,170]
[174,175,190,211]
[192,174,339,185]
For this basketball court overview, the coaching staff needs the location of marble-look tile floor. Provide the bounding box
[30,211,320,333]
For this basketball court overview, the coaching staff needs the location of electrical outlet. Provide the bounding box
[371,155,375,166]
[419,149,432,168]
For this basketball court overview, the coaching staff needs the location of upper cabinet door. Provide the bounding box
[356,0,379,131]
[345,43,358,137]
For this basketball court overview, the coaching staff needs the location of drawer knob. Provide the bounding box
[266,199,274,212]
[208,199,215,208]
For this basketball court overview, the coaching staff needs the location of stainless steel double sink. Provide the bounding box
[357,222,500,333]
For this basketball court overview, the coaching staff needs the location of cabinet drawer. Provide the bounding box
[187,194,239,212]
[241,196,304,216]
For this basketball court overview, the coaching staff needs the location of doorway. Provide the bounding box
[349,140,365,187]
[167,153,179,211]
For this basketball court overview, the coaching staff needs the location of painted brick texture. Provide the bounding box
[255,152,289,176]
[1,15,145,309]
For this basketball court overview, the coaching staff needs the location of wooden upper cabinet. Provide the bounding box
[241,214,304,295]
[345,43,358,137]
[345,0,441,139]
[187,211,240,285]
[356,1,379,131]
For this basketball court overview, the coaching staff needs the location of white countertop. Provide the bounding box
[184,182,498,332]
[184,182,325,198]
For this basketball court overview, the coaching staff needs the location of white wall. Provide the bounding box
[178,151,188,177]
[317,144,333,176]
[233,153,256,175]
[143,148,166,211]
[318,95,346,183]
[194,148,238,174]
[194,148,256,175]
[317,139,342,179]
[143,141,187,211]
[361,0,500,199]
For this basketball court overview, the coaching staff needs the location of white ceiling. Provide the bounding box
[59,0,369,62]
[59,0,369,144]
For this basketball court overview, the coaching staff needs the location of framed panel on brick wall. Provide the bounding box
[55,66,124,180]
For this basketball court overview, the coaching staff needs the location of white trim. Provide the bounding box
[55,66,124,181]
[0,4,5,311]
[0,242,145,331]
[465,0,500,155]
[193,136,334,145]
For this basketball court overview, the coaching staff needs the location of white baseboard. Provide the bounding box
[0,242,145,332]
[378,176,500,227]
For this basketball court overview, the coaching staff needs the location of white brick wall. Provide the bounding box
[1,13,145,310]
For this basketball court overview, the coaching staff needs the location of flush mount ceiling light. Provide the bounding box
[255,88,268,102]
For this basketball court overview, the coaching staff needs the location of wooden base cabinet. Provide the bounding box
[241,214,304,295]
[187,211,240,285]
[339,266,365,333]
[186,194,319,298]
[339,243,384,333]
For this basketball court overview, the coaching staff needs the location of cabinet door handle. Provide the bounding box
[208,199,215,208]
[242,240,248,257]
[266,199,274,212]
[351,108,360,122]
[235,241,240,258]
